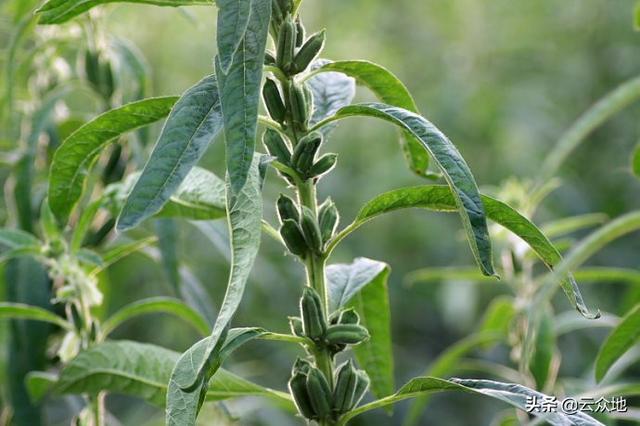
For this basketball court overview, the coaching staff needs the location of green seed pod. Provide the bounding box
[262,78,286,123]
[277,194,300,224]
[351,370,370,409]
[289,316,304,337]
[337,308,360,325]
[276,15,296,72]
[287,81,309,131]
[300,206,323,254]
[263,91,285,124]
[318,197,339,242]
[69,304,84,331]
[263,129,291,165]
[291,132,322,174]
[300,287,326,341]
[293,29,326,74]
[325,324,369,346]
[280,219,308,257]
[295,18,306,47]
[309,153,337,179]
[289,362,316,419]
[303,83,314,116]
[305,367,333,420]
[332,360,359,414]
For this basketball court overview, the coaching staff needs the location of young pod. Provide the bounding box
[325,324,369,346]
[263,129,291,165]
[309,153,337,179]
[277,194,300,224]
[300,206,323,254]
[287,81,309,131]
[351,370,370,408]
[289,359,316,419]
[291,132,322,175]
[300,287,326,341]
[276,15,296,72]
[295,18,306,47]
[293,29,326,74]
[318,198,339,243]
[305,367,333,420]
[289,316,304,337]
[337,308,360,325]
[280,219,308,257]
[262,78,287,123]
[332,360,359,414]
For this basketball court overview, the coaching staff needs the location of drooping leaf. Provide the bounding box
[36,0,213,25]
[117,75,223,231]
[48,97,178,223]
[214,0,270,195]
[55,340,290,408]
[306,59,356,133]
[101,297,211,337]
[341,377,604,426]
[333,185,595,318]
[0,303,72,330]
[310,60,428,175]
[595,303,640,382]
[318,104,495,277]
[216,0,252,73]
[170,157,263,391]
[326,258,394,400]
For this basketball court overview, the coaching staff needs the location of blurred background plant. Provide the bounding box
[1,0,640,425]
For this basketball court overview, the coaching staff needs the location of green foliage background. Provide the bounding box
[1,0,640,424]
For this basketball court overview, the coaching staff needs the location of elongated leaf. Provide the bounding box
[595,304,640,382]
[0,303,72,330]
[89,236,157,275]
[541,213,608,239]
[529,308,555,390]
[341,377,604,426]
[70,198,103,253]
[334,185,594,317]
[319,104,495,276]
[326,258,394,400]
[0,228,40,249]
[573,267,640,286]
[117,75,223,231]
[306,59,356,132]
[49,97,178,223]
[216,0,252,73]
[25,371,57,403]
[56,340,289,408]
[171,157,263,390]
[102,297,210,337]
[310,60,428,175]
[632,144,640,178]
[214,0,270,194]
[539,74,640,182]
[36,0,213,25]
[406,266,497,286]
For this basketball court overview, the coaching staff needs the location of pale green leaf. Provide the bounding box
[326,257,388,312]
[214,0,270,194]
[117,75,223,231]
[319,104,495,276]
[306,59,356,133]
[595,303,640,382]
[101,297,210,337]
[48,97,178,223]
[0,228,40,249]
[0,303,72,330]
[541,213,608,239]
[89,237,157,275]
[25,371,58,403]
[70,198,103,253]
[632,144,640,178]
[36,0,213,25]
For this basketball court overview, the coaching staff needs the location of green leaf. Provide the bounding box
[326,258,394,400]
[539,74,640,182]
[334,185,596,318]
[632,143,640,178]
[171,157,263,390]
[89,236,156,275]
[70,198,103,253]
[406,266,497,286]
[306,59,356,133]
[214,0,270,195]
[341,377,604,426]
[529,307,555,390]
[25,371,58,403]
[595,303,640,382]
[309,60,428,175]
[541,213,608,239]
[635,1,640,31]
[101,297,211,337]
[48,97,178,223]
[321,104,495,276]
[36,0,213,25]
[0,228,40,249]
[573,267,640,286]
[117,75,223,231]
[0,303,72,330]
[216,0,252,73]
[55,340,289,408]
[479,296,515,338]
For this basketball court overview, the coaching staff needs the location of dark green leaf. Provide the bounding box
[36,0,213,25]
[529,307,555,389]
[117,75,223,231]
[214,0,270,195]
[632,144,640,178]
[216,0,252,73]
[0,303,72,330]
[25,371,57,403]
[319,104,495,277]
[595,303,640,382]
[48,97,178,223]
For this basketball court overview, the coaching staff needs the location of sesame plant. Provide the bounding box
[1,0,640,425]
